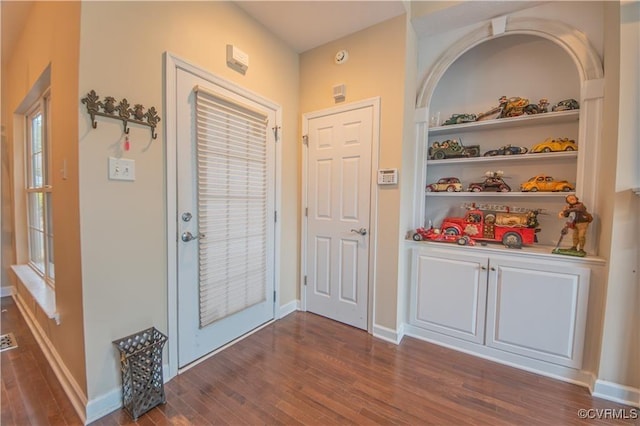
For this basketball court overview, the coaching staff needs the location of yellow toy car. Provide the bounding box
[520,175,575,192]
[530,137,578,153]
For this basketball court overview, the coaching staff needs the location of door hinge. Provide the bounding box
[305,207,308,217]
[304,276,307,286]
[274,211,278,223]
[302,135,308,146]
[272,126,280,142]
[273,290,276,302]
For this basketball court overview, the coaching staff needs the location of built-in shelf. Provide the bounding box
[425,191,574,198]
[426,151,577,166]
[428,110,579,136]
[406,239,606,265]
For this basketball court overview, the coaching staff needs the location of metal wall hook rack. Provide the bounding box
[81,90,161,139]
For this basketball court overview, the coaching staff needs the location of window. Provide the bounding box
[25,92,54,287]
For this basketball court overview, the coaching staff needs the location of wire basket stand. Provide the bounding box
[113,327,167,420]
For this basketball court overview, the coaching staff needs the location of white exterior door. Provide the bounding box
[176,67,276,368]
[304,101,377,330]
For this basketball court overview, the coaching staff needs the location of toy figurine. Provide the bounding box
[552,194,593,257]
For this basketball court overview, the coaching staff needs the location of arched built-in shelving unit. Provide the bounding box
[406,15,606,390]
[413,17,604,254]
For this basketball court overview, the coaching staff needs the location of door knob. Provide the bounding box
[181,231,205,242]
[350,228,367,236]
[181,212,193,222]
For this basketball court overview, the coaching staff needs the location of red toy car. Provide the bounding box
[411,227,475,246]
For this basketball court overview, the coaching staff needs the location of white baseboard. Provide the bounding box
[403,324,594,388]
[85,362,171,424]
[372,322,404,344]
[278,299,299,319]
[85,387,121,424]
[1,286,15,297]
[593,379,640,408]
[12,293,88,424]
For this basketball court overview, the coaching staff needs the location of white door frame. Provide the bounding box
[301,97,380,333]
[165,52,282,379]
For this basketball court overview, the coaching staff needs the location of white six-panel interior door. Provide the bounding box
[303,99,379,330]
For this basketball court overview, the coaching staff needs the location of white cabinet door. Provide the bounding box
[410,247,488,344]
[485,256,590,368]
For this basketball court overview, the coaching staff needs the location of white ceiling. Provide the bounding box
[235,1,545,53]
[235,1,407,53]
[1,1,545,67]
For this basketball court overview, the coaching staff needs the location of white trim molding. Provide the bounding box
[0,286,15,297]
[404,324,595,388]
[593,380,640,408]
[12,293,88,424]
[373,322,405,345]
[84,363,171,424]
[10,265,59,324]
[278,299,299,319]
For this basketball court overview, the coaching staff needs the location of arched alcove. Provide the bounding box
[417,17,603,109]
[413,17,604,254]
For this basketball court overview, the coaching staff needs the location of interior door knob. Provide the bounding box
[350,228,367,236]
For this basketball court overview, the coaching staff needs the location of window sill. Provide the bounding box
[10,265,59,324]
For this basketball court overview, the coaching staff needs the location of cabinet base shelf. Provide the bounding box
[406,240,605,265]
[403,324,595,389]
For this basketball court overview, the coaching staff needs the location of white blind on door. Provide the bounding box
[195,87,268,328]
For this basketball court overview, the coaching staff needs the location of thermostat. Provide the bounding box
[378,168,398,185]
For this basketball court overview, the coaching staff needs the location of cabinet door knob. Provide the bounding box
[481,266,487,270]
[490,267,496,271]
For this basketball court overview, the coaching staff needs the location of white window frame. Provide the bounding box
[24,90,54,288]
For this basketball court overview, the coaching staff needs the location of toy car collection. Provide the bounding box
[530,137,578,153]
[428,139,480,160]
[439,207,540,248]
[441,113,477,125]
[411,227,475,245]
[467,171,511,192]
[433,95,577,129]
[426,177,463,192]
[483,144,528,156]
[520,175,575,192]
[421,95,581,250]
[551,98,579,112]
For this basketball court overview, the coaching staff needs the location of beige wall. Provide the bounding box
[598,0,640,391]
[300,15,408,330]
[4,0,636,417]
[2,1,86,394]
[78,1,299,403]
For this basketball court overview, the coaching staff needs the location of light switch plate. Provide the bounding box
[108,157,135,181]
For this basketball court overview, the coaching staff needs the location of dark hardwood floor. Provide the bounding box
[1,296,82,425]
[2,296,637,425]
